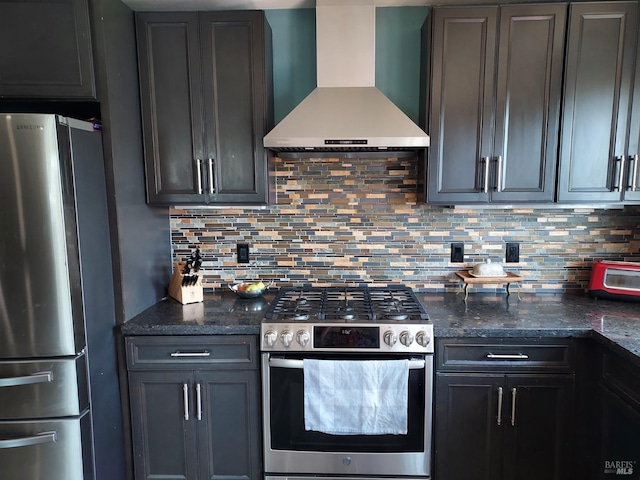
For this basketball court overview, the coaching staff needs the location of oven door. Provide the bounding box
[262,352,433,478]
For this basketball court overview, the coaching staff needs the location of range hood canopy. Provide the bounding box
[263,0,429,154]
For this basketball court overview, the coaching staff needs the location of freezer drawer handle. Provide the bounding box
[170,351,211,358]
[0,431,57,449]
[269,358,426,370]
[0,371,53,388]
[486,353,529,360]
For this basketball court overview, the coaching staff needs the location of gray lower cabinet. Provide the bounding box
[434,338,575,480]
[136,11,273,205]
[428,4,566,205]
[558,1,638,203]
[0,0,95,99]
[126,336,261,480]
[599,348,640,478]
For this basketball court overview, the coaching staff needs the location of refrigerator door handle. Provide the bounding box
[0,431,57,449]
[0,371,53,387]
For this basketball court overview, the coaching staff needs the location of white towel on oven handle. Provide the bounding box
[303,358,409,435]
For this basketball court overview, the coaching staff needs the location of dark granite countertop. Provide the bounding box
[121,291,640,364]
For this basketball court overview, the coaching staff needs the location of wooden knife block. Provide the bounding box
[168,261,203,305]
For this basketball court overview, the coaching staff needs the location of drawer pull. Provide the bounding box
[170,351,211,358]
[497,386,503,426]
[511,387,517,426]
[486,353,529,360]
[0,431,57,449]
[0,371,53,387]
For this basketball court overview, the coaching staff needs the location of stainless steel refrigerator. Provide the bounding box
[0,114,125,479]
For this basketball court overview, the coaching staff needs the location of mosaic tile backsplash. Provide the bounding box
[171,156,640,293]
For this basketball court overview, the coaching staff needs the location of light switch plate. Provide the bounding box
[237,243,250,263]
[451,243,464,263]
[506,243,520,263]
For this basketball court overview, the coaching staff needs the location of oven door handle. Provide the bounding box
[268,358,426,369]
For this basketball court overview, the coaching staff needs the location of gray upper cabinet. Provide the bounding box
[624,14,640,203]
[136,11,273,205]
[428,4,566,205]
[558,1,638,203]
[0,0,96,99]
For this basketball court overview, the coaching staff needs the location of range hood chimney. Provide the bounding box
[263,0,429,155]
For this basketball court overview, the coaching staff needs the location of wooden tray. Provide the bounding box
[456,270,523,283]
[455,270,523,300]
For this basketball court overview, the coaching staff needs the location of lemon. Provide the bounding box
[246,281,265,292]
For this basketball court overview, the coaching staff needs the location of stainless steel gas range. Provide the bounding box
[260,286,434,480]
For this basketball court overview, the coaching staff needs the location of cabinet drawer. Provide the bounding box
[437,338,574,372]
[602,350,640,408]
[126,336,257,370]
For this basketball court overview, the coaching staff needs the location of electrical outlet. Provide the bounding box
[451,243,464,263]
[237,243,250,263]
[506,243,520,263]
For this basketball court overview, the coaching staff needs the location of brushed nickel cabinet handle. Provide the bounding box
[631,154,639,191]
[613,156,626,191]
[497,386,503,426]
[170,351,211,358]
[183,383,189,421]
[486,353,529,360]
[208,158,215,194]
[196,159,203,194]
[511,387,517,427]
[196,383,202,421]
[496,155,503,192]
[483,157,490,193]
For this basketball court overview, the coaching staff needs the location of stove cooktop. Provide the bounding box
[261,286,432,353]
[264,286,429,324]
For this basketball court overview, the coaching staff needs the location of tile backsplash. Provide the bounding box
[171,156,640,293]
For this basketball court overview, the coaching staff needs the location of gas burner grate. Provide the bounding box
[264,286,429,322]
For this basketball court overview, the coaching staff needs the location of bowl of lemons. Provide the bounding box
[228,280,271,298]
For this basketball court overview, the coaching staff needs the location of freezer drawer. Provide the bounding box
[0,410,92,480]
[0,355,88,419]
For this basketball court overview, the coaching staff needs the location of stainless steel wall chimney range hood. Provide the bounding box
[263,0,430,155]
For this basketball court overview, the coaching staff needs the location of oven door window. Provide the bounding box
[268,354,426,452]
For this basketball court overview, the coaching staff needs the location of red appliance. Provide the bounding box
[588,261,640,301]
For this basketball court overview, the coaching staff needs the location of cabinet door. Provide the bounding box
[200,11,271,204]
[197,369,262,480]
[136,12,206,204]
[558,2,638,202]
[599,385,640,479]
[0,0,95,99]
[502,374,574,480]
[491,4,566,203]
[624,25,640,203]
[129,371,198,480]
[428,7,497,204]
[435,373,504,480]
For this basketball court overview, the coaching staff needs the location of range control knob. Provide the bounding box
[400,331,414,347]
[280,330,293,347]
[416,331,431,348]
[383,330,398,347]
[296,330,310,347]
[264,331,277,347]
